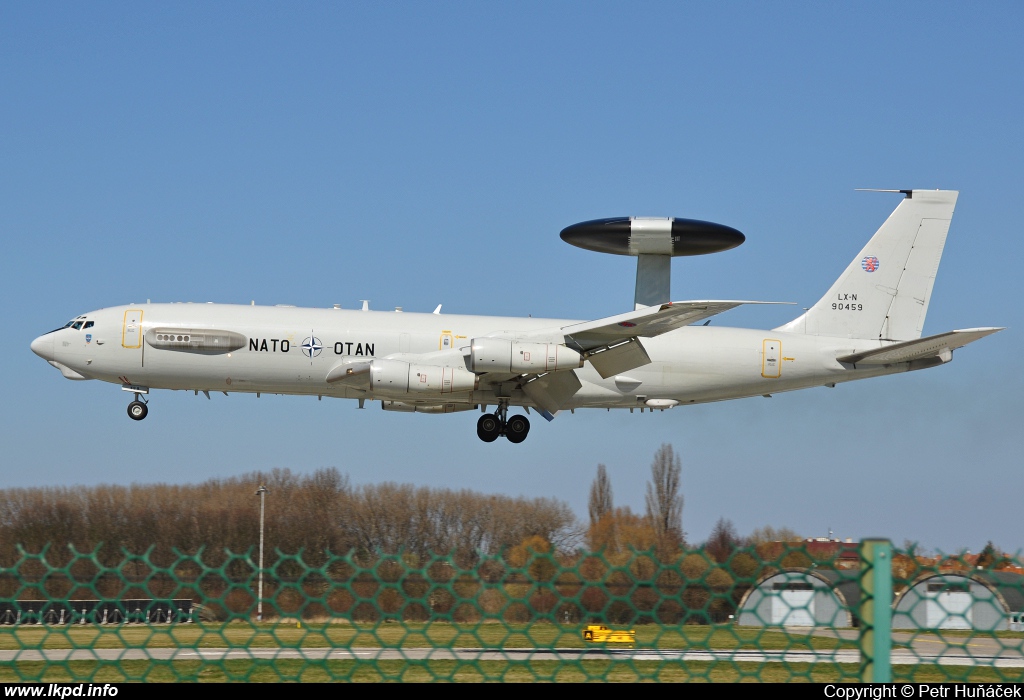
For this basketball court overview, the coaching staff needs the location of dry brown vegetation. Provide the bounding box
[0,468,579,568]
[7,459,997,628]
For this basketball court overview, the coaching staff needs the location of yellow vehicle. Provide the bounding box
[581,624,636,645]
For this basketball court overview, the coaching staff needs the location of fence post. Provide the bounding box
[858,538,893,682]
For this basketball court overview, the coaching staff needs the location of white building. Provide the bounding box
[892,571,1024,631]
[736,569,859,628]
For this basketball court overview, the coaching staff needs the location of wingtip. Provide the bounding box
[954,326,1006,333]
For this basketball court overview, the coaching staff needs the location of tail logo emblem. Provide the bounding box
[861,256,880,272]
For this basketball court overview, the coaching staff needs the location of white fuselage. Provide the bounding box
[31,190,995,442]
[34,302,905,410]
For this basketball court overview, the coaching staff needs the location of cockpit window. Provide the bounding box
[44,317,89,335]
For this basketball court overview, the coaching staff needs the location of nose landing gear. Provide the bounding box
[127,393,148,421]
[476,401,531,443]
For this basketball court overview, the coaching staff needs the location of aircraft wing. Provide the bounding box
[836,327,1004,365]
[554,300,790,380]
[329,301,789,414]
[561,300,789,352]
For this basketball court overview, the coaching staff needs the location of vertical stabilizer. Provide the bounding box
[775,190,957,341]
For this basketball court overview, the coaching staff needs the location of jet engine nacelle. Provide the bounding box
[370,359,478,397]
[468,338,583,373]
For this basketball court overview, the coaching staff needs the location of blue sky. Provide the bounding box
[2,3,1021,555]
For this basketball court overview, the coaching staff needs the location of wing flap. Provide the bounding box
[588,339,652,379]
[521,371,583,413]
[837,327,1004,365]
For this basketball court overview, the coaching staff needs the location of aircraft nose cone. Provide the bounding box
[31,333,54,361]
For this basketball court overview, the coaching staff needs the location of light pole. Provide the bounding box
[255,484,268,622]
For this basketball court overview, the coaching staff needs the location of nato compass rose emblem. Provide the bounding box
[301,333,323,358]
[861,255,880,272]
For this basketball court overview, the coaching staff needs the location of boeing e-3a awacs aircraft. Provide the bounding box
[30,189,1001,443]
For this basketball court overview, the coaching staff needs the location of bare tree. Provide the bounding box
[705,517,741,563]
[588,464,613,527]
[746,525,802,545]
[0,469,579,566]
[644,444,683,550]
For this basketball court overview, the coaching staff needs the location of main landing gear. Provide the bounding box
[476,401,530,444]
[127,393,148,421]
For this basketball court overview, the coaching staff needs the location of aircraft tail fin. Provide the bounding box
[775,190,957,341]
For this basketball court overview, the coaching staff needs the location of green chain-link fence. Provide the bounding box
[1,541,1021,682]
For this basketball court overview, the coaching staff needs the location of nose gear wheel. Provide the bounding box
[127,392,149,421]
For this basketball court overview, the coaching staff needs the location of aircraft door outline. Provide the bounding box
[439,331,454,351]
[762,338,781,378]
[122,310,144,349]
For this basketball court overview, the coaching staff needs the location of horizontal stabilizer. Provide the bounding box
[836,327,1003,365]
[562,300,789,351]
